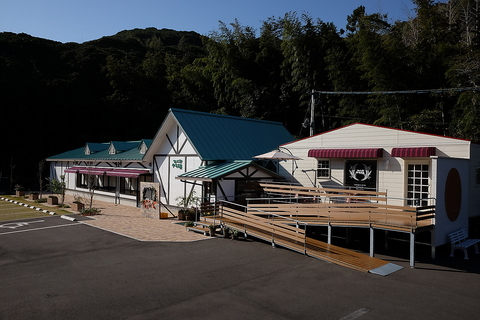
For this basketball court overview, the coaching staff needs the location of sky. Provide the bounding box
[1,0,416,43]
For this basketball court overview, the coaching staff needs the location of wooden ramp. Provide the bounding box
[205,203,403,276]
[305,237,402,275]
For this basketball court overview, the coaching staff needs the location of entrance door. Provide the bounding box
[406,163,429,206]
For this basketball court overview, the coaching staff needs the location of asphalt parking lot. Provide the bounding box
[1,215,479,320]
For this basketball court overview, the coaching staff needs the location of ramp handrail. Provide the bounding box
[219,200,308,253]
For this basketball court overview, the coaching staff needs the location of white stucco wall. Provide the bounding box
[149,118,202,206]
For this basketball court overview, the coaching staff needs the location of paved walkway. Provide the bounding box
[51,195,210,242]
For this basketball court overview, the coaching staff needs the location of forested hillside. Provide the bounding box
[1,0,479,191]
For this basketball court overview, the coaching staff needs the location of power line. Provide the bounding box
[312,87,480,95]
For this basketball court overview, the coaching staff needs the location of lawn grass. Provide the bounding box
[0,195,72,222]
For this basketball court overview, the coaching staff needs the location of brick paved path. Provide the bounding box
[42,194,210,242]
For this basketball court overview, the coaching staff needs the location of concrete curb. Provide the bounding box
[61,215,76,222]
[1,196,57,216]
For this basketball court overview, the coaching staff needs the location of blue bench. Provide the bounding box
[448,229,480,259]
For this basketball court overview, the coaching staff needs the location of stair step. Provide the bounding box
[186,226,209,235]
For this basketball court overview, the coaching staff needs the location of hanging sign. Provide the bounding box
[344,160,377,190]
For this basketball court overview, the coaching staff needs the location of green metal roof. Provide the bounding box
[176,160,282,181]
[47,140,149,161]
[47,106,294,164]
[170,108,294,161]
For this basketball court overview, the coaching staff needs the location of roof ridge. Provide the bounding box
[169,108,285,126]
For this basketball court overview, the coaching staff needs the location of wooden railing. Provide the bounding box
[217,201,307,254]
[259,183,388,203]
[252,183,435,231]
[212,201,394,272]
[247,202,434,231]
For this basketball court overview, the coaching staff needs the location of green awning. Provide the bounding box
[176,161,282,182]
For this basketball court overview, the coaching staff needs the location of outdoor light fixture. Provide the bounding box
[384,159,390,170]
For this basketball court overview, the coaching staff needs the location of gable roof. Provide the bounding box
[282,123,471,147]
[168,108,294,160]
[47,139,152,161]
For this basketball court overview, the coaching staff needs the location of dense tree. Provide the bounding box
[2,1,480,191]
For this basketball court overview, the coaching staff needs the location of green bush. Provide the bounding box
[80,207,101,216]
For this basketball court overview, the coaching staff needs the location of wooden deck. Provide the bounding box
[198,183,436,270]
[203,204,402,275]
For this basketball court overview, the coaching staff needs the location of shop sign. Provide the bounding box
[172,159,183,170]
[344,160,377,189]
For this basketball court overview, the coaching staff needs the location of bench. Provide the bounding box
[448,229,480,259]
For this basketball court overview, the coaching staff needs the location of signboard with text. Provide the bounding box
[344,160,377,190]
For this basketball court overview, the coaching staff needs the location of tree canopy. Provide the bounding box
[1,0,480,191]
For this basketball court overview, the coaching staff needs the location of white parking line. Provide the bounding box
[0,223,80,236]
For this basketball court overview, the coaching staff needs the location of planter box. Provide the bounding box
[15,191,25,197]
[178,210,186,221]
[30,193,39,200]
[72,202,84,212]
[47,196,58,205]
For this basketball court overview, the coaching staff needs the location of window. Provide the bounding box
[317,160,330,178]
[407,164,429,206]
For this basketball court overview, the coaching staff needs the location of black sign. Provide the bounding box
[344,160,377,189]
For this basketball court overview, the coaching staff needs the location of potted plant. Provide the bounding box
[229,228,239,240]
[175,190,200,221]
[47,195,59,205]
[14,185,25,197]
[46,176,66,206]
[184,221,195,229]
[209,224,216,237]
[186,208,196,221]
[72,194,85,212]
[29,192,39,200]
[177,209,187,221]
[222,227,230,238]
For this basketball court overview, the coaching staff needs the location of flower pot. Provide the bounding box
[72,202,84,212]
[47,196,58,205]
[15,191,25,197]
[186,210,196,221]
[178,210,186,221]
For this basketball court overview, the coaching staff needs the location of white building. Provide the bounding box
[278,123,480,247]
[47,108,293,209]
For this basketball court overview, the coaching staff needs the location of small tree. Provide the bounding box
[86,171,97,209]
[175,190,200,209]
[37,159,45,198]
[47,175,66,206]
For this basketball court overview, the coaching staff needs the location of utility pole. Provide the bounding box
[310,89,315,136]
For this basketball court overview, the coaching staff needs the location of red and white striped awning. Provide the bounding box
[106,169,150,178]
[308,148,383,158]
[64,166,81,173]
[64,166,111,175]
[391,147,436,157]
[64,167,149,177]
[78,168,113,175]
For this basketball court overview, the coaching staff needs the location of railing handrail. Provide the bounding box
[220,200,309,226]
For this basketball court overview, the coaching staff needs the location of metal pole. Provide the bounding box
[310,90,315,136]
[370,227,375,257]
[410,232,415,268]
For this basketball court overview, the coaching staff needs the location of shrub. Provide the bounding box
[80,207,101,216]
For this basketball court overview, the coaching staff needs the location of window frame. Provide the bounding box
[316,159,331,179]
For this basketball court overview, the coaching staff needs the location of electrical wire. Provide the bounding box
[312,87,480,95]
